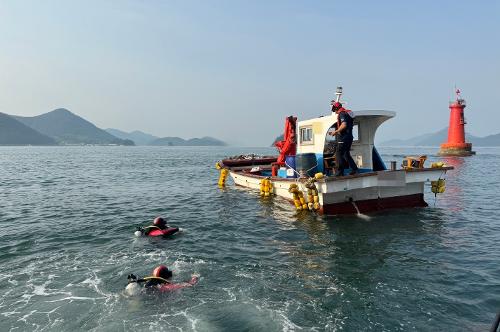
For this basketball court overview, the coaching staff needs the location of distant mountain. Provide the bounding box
[380,127,500,146]
[149,137,186,146]
[380,131,442,147]
[149,136,226,146]
[473,133,500,146]
[13,109,134,145]
[105,128,158,145]
[381,128,449,146]
[185,136,226,146]
[0,112,57,145]
[271,134,284,146]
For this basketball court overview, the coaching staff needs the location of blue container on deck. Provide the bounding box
[285,155,297,178]
[277,168,288,178]
[295,153,318,177]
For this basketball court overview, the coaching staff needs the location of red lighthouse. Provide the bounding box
[438,89,475,156]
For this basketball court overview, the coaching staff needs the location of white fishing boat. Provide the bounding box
[217,87,452,215]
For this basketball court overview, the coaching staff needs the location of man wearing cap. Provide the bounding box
[329,101,359,176]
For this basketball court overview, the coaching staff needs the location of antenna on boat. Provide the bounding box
[335,86,343,102]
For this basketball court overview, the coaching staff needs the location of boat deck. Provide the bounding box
[226,164,453,183]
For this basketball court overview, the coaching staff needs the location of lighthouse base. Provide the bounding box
[438,143,475,156]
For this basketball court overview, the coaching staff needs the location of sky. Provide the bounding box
[0,0,499,146]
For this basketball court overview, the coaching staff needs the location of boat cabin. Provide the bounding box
[296,110,395,174]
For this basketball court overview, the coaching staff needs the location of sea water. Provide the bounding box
[0,146,499,331]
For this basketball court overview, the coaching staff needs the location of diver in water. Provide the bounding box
[125,265,199,296]
[135,217,181,237]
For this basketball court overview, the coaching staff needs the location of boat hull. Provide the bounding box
[321,193,426,215]
[228,168,449,216]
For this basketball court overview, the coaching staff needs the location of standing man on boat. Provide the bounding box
[329,101,359,176]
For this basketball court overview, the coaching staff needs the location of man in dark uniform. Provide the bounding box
[329,102,359,176]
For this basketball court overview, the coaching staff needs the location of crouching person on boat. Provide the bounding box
[134,217,181,237]
[329,101,359,176]
[125,265,199,296]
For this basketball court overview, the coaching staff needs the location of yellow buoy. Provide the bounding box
[431,161,446,168]
[218,168,229,187]
[260,178,274,197]
[431,179,446,194]
[314,172,324,180]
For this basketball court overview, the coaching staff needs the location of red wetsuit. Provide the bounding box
[158,275,199,292]
[147,227,179,237]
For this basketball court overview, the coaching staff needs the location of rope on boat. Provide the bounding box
[284,160,301,178]
[284,160,319,179]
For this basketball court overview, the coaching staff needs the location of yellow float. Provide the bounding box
[260,178,274,197]
[218,168,229,187]
[431,179,446,194]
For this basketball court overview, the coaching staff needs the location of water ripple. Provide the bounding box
[0,146,499,331]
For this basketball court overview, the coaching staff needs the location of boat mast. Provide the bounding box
[335,86,343,102]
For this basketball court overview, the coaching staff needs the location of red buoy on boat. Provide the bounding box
[438,89,475,156]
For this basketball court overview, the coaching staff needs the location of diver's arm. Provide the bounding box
[158,275,199,292]
[174,275,198,287]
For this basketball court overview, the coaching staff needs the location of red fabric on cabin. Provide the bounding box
[275,116,297,164]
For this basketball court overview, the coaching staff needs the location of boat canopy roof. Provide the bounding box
[296,110,395,155]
